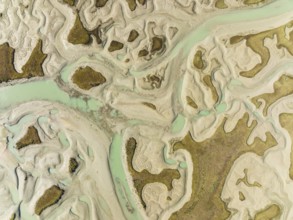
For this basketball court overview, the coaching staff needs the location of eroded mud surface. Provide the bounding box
[0,0,293,220]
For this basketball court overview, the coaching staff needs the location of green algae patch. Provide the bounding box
[163,146,177,165]
[58,131,70,148]
[72,66,106,90]
[171,114,186,134]
[216,103,227,113]
[16,126,41,150]
[199,110,210,116]
[179,161,187,169]
[35,185,64,215]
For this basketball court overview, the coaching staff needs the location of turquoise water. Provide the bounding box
[0,80,101,112]
[130,0,293,77]
[109,134,144,220]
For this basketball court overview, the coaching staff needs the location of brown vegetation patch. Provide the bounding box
[69,158,79,173]
[280,113,293,180]
[72,66,106,90]
[0,40,46,83]
[128,30,139,42]
[252,75,293,116]
[215,0,228,9]
[170,114,277,220]
[193,50,204,69]
[16,126,41,150]
[35,185,64,215]
[108,41,124,52]
[254,204,281,220]
[126,138,180,208]
[230,20,293,78]
[96,0,109,7]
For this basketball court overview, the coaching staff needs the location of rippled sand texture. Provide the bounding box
[1,0,293,220]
